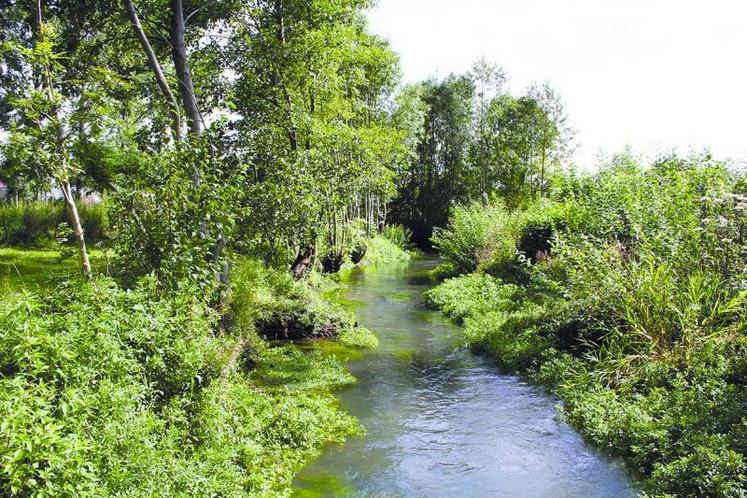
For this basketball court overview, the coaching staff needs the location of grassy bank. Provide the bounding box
[426,155,747,497]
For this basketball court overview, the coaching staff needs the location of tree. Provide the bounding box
[469,58,507,199]
[527,82,574,196]
[390,75,475,246]
[0,0,121,277]
[228,0,406,276]
[481,94,549,208]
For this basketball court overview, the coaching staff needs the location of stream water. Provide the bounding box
[293,256,636,497]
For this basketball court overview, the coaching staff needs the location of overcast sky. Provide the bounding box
[367,0,747,168]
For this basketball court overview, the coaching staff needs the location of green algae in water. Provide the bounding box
[297,339,366,363]
[391,349,416,361]
[251,345,357,391]
[385,290,414,302]
[292,474,353,497]
[333,297,366,312]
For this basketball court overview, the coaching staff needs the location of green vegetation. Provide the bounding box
[363,235,412,265]
[0,247,106,293]
[389,61,571,247]
[0,201,107,247]
[1,0,742,495]
[0,254,380,496]
[426,153,747,496]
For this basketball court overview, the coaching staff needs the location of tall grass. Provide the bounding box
[0,200,107,247]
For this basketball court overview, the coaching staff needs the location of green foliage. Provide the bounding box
[230,256,378,350]
[0,279,221,496]
[110,139,246,292]
[516,200,569,262]
[425,273,520,323]
[431,199,518,276]
[252,346,356,391]
[425,273,551,370]
[0,253,374,496]
[390,66,572,247]
[381,224,413,250]
[336,325,379,350]
[229,0,410,265]
[0,201,107,247]
[390,75,475,246]
[428,154,747,496]
[363,235,411,265]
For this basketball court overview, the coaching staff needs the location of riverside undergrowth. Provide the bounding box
[0,253,383,497]
[426,154,747,497]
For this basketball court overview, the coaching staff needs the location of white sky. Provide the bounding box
[367,0,747,168]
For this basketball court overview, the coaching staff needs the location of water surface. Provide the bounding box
[294,257,635,497]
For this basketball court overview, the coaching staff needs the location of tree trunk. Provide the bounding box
[540,148,547,198]
[35,0,91,279]
[291,244,315,280]
[170,0,203,138]
[122,0,182,141]
[61,181,92,279]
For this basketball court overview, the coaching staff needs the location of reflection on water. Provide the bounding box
[293,257,636,497]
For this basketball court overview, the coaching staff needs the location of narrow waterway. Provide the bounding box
[293,257,636,497]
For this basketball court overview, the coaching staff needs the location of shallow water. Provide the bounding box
[293,257,636,497]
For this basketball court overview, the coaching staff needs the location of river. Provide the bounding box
[293,256,636,497]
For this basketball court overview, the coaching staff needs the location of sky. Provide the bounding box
[366,0,747,169]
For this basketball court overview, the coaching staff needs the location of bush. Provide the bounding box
[431,199,517,276]
[516,201,569,262]
[364,235,411,265]
[649,439,746,498]
[425,273,521,323]
[464,309,552,370]
[0,279,223,495]
[381,224,413,250]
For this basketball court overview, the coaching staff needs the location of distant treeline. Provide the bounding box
[389,60,573,247]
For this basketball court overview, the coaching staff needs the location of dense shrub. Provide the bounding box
[363,235,411,265]
[516,201,569,262]
[381,224,413,250]
[0,200,107,247]
[0,279,222,495]
[431,199,517,276]
[425,273,521,323]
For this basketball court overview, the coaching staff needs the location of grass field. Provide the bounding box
[0,247,107,293]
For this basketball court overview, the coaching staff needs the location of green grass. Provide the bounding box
[0,247,107,293]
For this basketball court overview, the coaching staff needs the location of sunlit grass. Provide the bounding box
[0,247,107,294]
